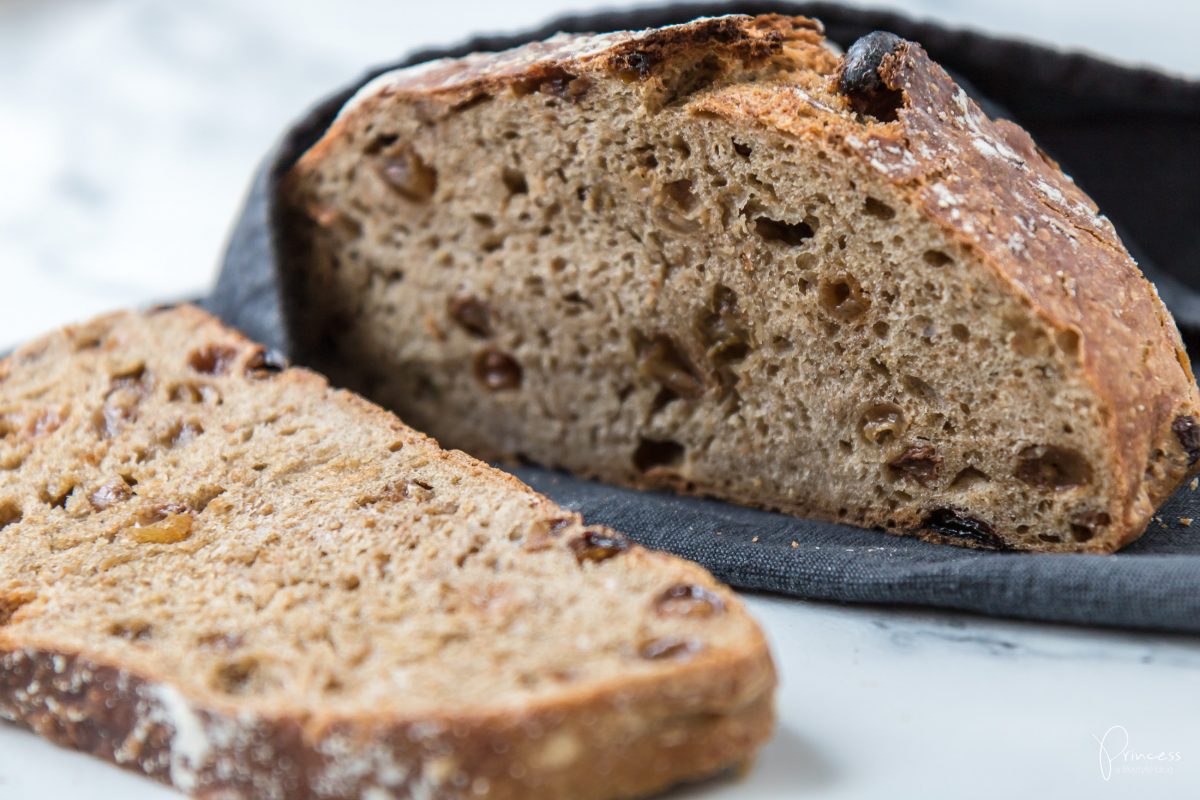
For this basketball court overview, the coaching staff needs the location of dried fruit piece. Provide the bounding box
[887,444,941,484]
[860,403,906,445]
[922,508,1006,549]
[188,345,238,376]
[654,584,725,618]
[89,479,133,511]
[638,636,701,660]
[95,369,153,439]
[1173,415,1200,466]
[473,349,522,390]
[569,529,630,563]
[131,503,194,544]
[448,294,492,338]
[838,31,906,121]
[523,516,574,551]
[375,146,437,202]
[245,348,288,378]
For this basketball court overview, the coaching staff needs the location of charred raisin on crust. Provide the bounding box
[838,31,906,121]
[1172,415,1200,466]
[921,508,1010,550]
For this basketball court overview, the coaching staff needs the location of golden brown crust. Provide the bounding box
[0,639,774,800]
[837,41,1200,545]
[290,13,1200,552]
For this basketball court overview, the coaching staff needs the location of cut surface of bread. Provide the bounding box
[280,14,1200,553]
[0,305,774,800]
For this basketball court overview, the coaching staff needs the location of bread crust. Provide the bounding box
[0,305,776,799]
[285,14,1200,551]
[0,639,774,800]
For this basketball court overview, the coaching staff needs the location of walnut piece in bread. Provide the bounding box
[280,15,1200,551]
[0,305,774,799]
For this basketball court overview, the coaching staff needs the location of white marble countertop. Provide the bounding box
[2,1,1199,798]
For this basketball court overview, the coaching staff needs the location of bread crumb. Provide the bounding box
[1191,478,1198,491]
[790,541,799,549]
[751,536,760,543]
[1180,518,1193,527]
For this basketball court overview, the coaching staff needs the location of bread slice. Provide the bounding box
[278,14,1200,553]
[0,305,774,800]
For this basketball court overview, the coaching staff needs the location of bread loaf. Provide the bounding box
[279,14,1200,552]
[0,305,774,799]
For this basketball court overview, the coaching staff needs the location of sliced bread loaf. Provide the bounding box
[0,305,774,799]
[279,14,1200,552]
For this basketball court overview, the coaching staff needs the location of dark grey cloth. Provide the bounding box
[210,2,1200,633]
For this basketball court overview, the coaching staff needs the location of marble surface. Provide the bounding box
[2,1,1199,798]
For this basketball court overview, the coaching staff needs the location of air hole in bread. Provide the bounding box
[0,500,22,531]
[662,54,722,106]
[863,197,895,220]
[1015,445,1092,490]
[161,419,204,449]
[168,381,220,404]
[949,467,990,490]
[107,620,153,641]
[1056,328,1081,356]
[1070,511,1110,542]
[633,437,685,472]
[39,481,76,510]
[872,321,890,339]
[1069,524,1095,543]
[901,375,938,402]
[754,216,814,246]
[650,387,679,415]
[363,133,399,154]
[0,589,35,626]
[820,276,869,321]
[732,139,752,158]
[501,167,528,195]
[951,324,970,343]
[697,285,750,365]
[923,249,953,267]
[663,179,697,211]
[212,658,269,696]
[637,334,705,399]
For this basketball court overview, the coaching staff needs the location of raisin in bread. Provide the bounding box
[278,15,1200,552]
[0,305,774,800]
